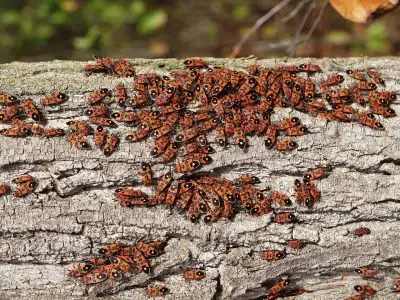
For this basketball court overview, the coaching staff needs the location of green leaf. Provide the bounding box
[36,24,54,41]
[72,26,100,50]
[130,0,146,17]
[232,4,249,21]
[1,10,20,25]
[50,11,68,25]
[102,4,124,22]
[367,22,387,39]
[73,36,93,51]
[137,10,167,35]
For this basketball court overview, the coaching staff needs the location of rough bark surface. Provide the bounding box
[0,58,399,300]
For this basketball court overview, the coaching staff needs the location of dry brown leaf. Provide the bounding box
[329,0,399,23]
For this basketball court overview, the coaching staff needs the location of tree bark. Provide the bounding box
[0,58,399,300]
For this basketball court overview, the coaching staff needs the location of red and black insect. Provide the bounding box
[304,167,326,182]
[184,268,206,280]
[94,56,115,69]
[165,180,179,207]
[298,63,321,73]
[355,267,376,279]
[285,125,308,136]
[67,120,91,136]
[161,142,180,162]
[233,127,248,150]
[126,124,151,142]
[288,239,304,249]
[150,136,170,157]
[354,285,376,297]
[0,105,19,122]
[114,84,128,107]
[42,92,68,106]
[271,191,292,206]
[0,94,18,105]
[42,128,65,137]
[261,250,286,261]
[0,120,30,137]
[391,280,400,292]
[147,285,169,297]
[103,134,119,156]
[69,262,95,278]
[138,162,152,185]
[320,74,344,88]
[271,212,296,223]
[67,132,90,150]
[85,103,109,117]
[127,93,149,107]
[184,57,207,68]
[234,175,260,186]
[355,112,384,130]
[84,64,110,75]
[93,125,107,149]
[356,81,377,91]
[264,125,277,148]
[112,59,135,77]
[267,278,291,299]
[175,158,201,173]
[367,70,385,86]
[87,88,110,105]
[274,139,297,151]
[353,227,371,236]
[89,117,117,127]
[346,69,366,81]
[0,183,9,196]
[278,117,300,131]
[13,180,37,198]
[12,175,34,184]
[21,98,42,122]
[82,265,122,285]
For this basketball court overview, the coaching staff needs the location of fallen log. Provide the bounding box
[0,58,399,299]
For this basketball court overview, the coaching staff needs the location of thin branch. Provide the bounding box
[253,38,309,51]
[230,0,292,58]
[252,0,329,55]
[306,0,329,40]
[287,0,316,57]
[281,0,312,24]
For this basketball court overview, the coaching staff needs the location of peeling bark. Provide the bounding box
[0,58,399,299]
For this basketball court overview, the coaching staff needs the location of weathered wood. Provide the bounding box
[0,58,399,300]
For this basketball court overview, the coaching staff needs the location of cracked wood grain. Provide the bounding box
[0,58,399,300]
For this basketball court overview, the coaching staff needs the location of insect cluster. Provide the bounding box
[115,169,331,224]
[262,278,309,300]
[0,174,37,198]
[80,57,398,173]
[70,240,208,296]
[69,241,165,285]
[146,268,206,297]
[342,268,400,299]
[1,57,398,298]
[1,58,397,173]
[264,271,400,300]
[84,56,136,77]
[0,93,68,137]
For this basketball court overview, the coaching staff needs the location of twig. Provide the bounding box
[230,0,292,58]
[305,0,329,40]
[281,0,312,24]
[253,38,309,51]
[287,0,316,57]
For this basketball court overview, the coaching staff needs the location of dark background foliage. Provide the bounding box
[0,0,399,63]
